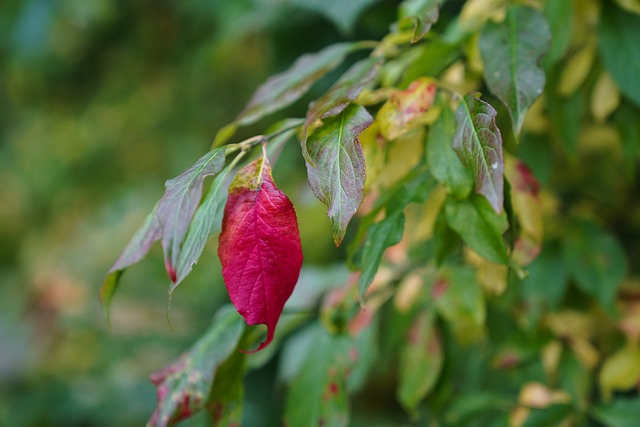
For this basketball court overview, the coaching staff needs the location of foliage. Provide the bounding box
[16,0,637,425]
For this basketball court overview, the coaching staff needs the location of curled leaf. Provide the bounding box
[218,157,303,352]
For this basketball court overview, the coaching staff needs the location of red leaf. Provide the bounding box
[218,157,303,352]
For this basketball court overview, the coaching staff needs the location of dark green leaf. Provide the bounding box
[398,0,442,43]
[356,168,436,299]
[358,210,405,300]
[284,325,354,427]
[148,305,245,427]
[545,72,586,158]
[523,405,572,427]
[397,308,443,414]
[563,221,627,313]
[445,195,509,264]
[479,6,550,135]
[615,102,640,177]
[304,57,381,144]
[452,93,504,213]
[592,398,640,427]
[158,148,227,283]
[100,205,161,325]
[285,0,380,33]
[542,0,574,69]
[427,97,473,199]
[599,5,640,107]
[306,104,372,246]
[434,265,485,343]
[172,162,234,291]
[236,43,356,126]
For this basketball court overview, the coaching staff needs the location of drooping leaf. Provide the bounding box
[236,43,356,126]
[433,265,486,343]
[377,77,437,140]
[599,5,640,108]
[284,324,356,427]
[397,308,443,414]
[285,0,380,33]
[445,195,509,264]
[452,93,504,214]
[427,96,473,199]
[479,6,550,135]
[356,168,436,300]
[158,148,227,283]
[148,305,244,427]
[306,104,372,246]
[100,204,161,324]
[304,56,381,143]
[398,0,442,43]
[172,161,235,291]
[218,157,303,352]
[563,220,627,313]
[592,398,640,427]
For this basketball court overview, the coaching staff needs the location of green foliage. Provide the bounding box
[7,0,639,425]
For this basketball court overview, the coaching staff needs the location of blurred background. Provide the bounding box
[0,0,398,425]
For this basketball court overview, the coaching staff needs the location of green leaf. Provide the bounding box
[304,56,381,145]
[236,43,356,126]
[522,405,572,427]
[427,97,473,199]
[158,148,227,283]
[599,344,640,400]
[306,104,372,246]
[452,93,504,214]
[479,6,550,135]
[542,0,574,69]
[445,195,509,264]
[615,103,640,177]
[592,398,640,427]
[172,162,234,292]
[148,305,245,427]
[563,221,627,313]
[284,325,355,427]
[356,168,436,300]
[545,72,586,158]
[599,5,640,108]
[208,350,246,427]
[402,39,461,87]
[358,210,405,300]
[285,0,380,33]
[100,204,161,325]
[398,0,442,43]
[397,308,443,415]
[434,265,486,343]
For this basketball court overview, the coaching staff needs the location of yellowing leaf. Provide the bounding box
[394,272,424,313]
[614,0,640,14]
[360,123,386,192]
[599,344,640,400]
[464,247,508,295]
[592,72,621,123]
[377,77,437,140]
[558,42,596,97]
[377,127,425,189]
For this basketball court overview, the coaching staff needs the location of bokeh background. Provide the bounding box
[0,1,397,425]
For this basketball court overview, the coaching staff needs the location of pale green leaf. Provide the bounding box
[592,398,640,427]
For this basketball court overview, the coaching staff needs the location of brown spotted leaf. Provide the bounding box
[377,77,437,140]
[148,305,244,427]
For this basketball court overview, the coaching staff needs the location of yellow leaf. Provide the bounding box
[413,185,447,241]
[394,272,425,313]
[570,338,599,369]
[465,247,508,295]
[558,42,596,97]
[546,311,595,340]
[599,344,640,401]
[521,96,548,134]
[542,340,563,382]
[377,77,436,140]
[360,122,385,192]
[578,124,620,154]
[377,127,425,189]
[614,0,640,14]
[464,33,483,74]
[459,0,507,31]
[591,72,620,123]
